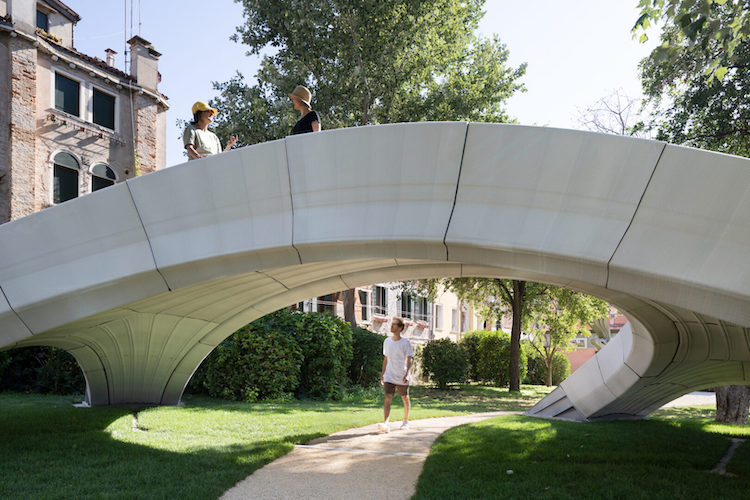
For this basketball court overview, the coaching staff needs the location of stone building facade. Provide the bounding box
[0,0,168,224]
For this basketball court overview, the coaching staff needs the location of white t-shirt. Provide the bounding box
[183,124,222,158]
[383,336,414,385]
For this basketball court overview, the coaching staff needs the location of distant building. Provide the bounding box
[296,283,493,345]
[0,0,168,223]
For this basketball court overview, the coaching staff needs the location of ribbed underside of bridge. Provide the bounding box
[1,122,749,420]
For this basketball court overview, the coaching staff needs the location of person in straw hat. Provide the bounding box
[183,101,237,160]
[288,85,321,135]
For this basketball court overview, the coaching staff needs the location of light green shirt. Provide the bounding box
[183,124,222,158]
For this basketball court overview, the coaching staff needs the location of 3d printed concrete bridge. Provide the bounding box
[1,122,749,420]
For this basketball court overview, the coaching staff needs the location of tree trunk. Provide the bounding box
[715,385,750,424]
[509,280,525,392]
[546,355,553,387]
[342,289,357,329]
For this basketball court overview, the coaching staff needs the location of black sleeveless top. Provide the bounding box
[292,110,321,135]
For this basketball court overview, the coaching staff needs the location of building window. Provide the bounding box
[434,304,443,330]
[317,294,336,314]
[358,290,369,322]
[93,88,116,129]
[55,73,80,116]
[414,297,429,322]
[91,163,116,191]
[373,285,387,315]
[36,11,48,31]
[451,308,459,332]
[400,292,413,319]
[53,152,79,203]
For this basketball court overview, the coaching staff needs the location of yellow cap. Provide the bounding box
[191,101,217,117]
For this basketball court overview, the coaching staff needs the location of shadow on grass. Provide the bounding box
[0,393,329,499]
[415,414,750,499]
[0,384,553,498]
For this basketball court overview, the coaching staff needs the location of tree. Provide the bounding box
[211,0,526,145]
[638,1,750,424]
[216,0,526,330]
[577,89,646,137]
[633,0,750,81]
[413,278,606,391]
[715,385,750,424]
[524,288,608,386]
[639,5,750,155]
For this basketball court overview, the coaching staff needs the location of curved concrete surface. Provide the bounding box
[0,122,749,418]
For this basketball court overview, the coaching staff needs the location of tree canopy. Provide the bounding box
[638,1,750,156]
[411,278,607,391]
[634,0,750,80]
[210,0,526,145]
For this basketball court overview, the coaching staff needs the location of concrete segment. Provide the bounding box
[1,123,749,417]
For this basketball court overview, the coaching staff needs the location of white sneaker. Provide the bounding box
[377,422,390,433]
[400,421,409,430]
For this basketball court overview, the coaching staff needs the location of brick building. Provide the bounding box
[0,0,168,223]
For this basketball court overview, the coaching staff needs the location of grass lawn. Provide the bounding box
[0,384,551,499]
[414,405,750,499]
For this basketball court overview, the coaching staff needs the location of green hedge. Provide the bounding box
[190,309,355,401]
[0,347,84,395]
[203,325,302,401]
[477,331,526,387]
[459,330,493,381]
[349,327,385,388]
[421,338,469,389]
[296,312,353,399]
[525,350,571,386]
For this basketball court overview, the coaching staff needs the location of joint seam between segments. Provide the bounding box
[125,180,172,291]
[284,138,303,265]
[605,142,667,288]
[443,122,470,262]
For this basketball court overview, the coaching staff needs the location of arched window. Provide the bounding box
[53,152,79,203]
[90,163,116,191]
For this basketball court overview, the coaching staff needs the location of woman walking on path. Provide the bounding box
[288,85,321,135]
[183,101,237,160]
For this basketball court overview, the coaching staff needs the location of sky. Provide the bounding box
[69,0,660,168]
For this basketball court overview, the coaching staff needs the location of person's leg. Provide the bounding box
[397,385,410,428]
[401,392,410,422]
[383,392,393,422]
[379,383,396,432]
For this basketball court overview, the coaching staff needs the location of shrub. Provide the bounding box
[203,325,303,401]
[476,331,527,387]
[421,338,469,389]
[296,312,353,399]
[460,330,493,381]
[0,347,84,394]
[199,309,304,401]
[349,327,384,388]
[525,350,571,386]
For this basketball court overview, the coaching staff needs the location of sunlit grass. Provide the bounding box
[415,408,750,499]
[0,384,549,498]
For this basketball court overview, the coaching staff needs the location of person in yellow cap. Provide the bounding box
[288,85,321,134]
[183,101,237,160]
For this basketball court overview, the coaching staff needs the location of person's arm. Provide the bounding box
[380,356,388,385]
[223,135,238,152]
[311,121,321,132]
[185,144,203,160]
[403,356,413,384]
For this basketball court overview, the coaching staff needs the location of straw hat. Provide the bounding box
[288,85,312,107]
[192,101,217,117]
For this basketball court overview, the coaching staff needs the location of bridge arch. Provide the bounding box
[1,122,749,419]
